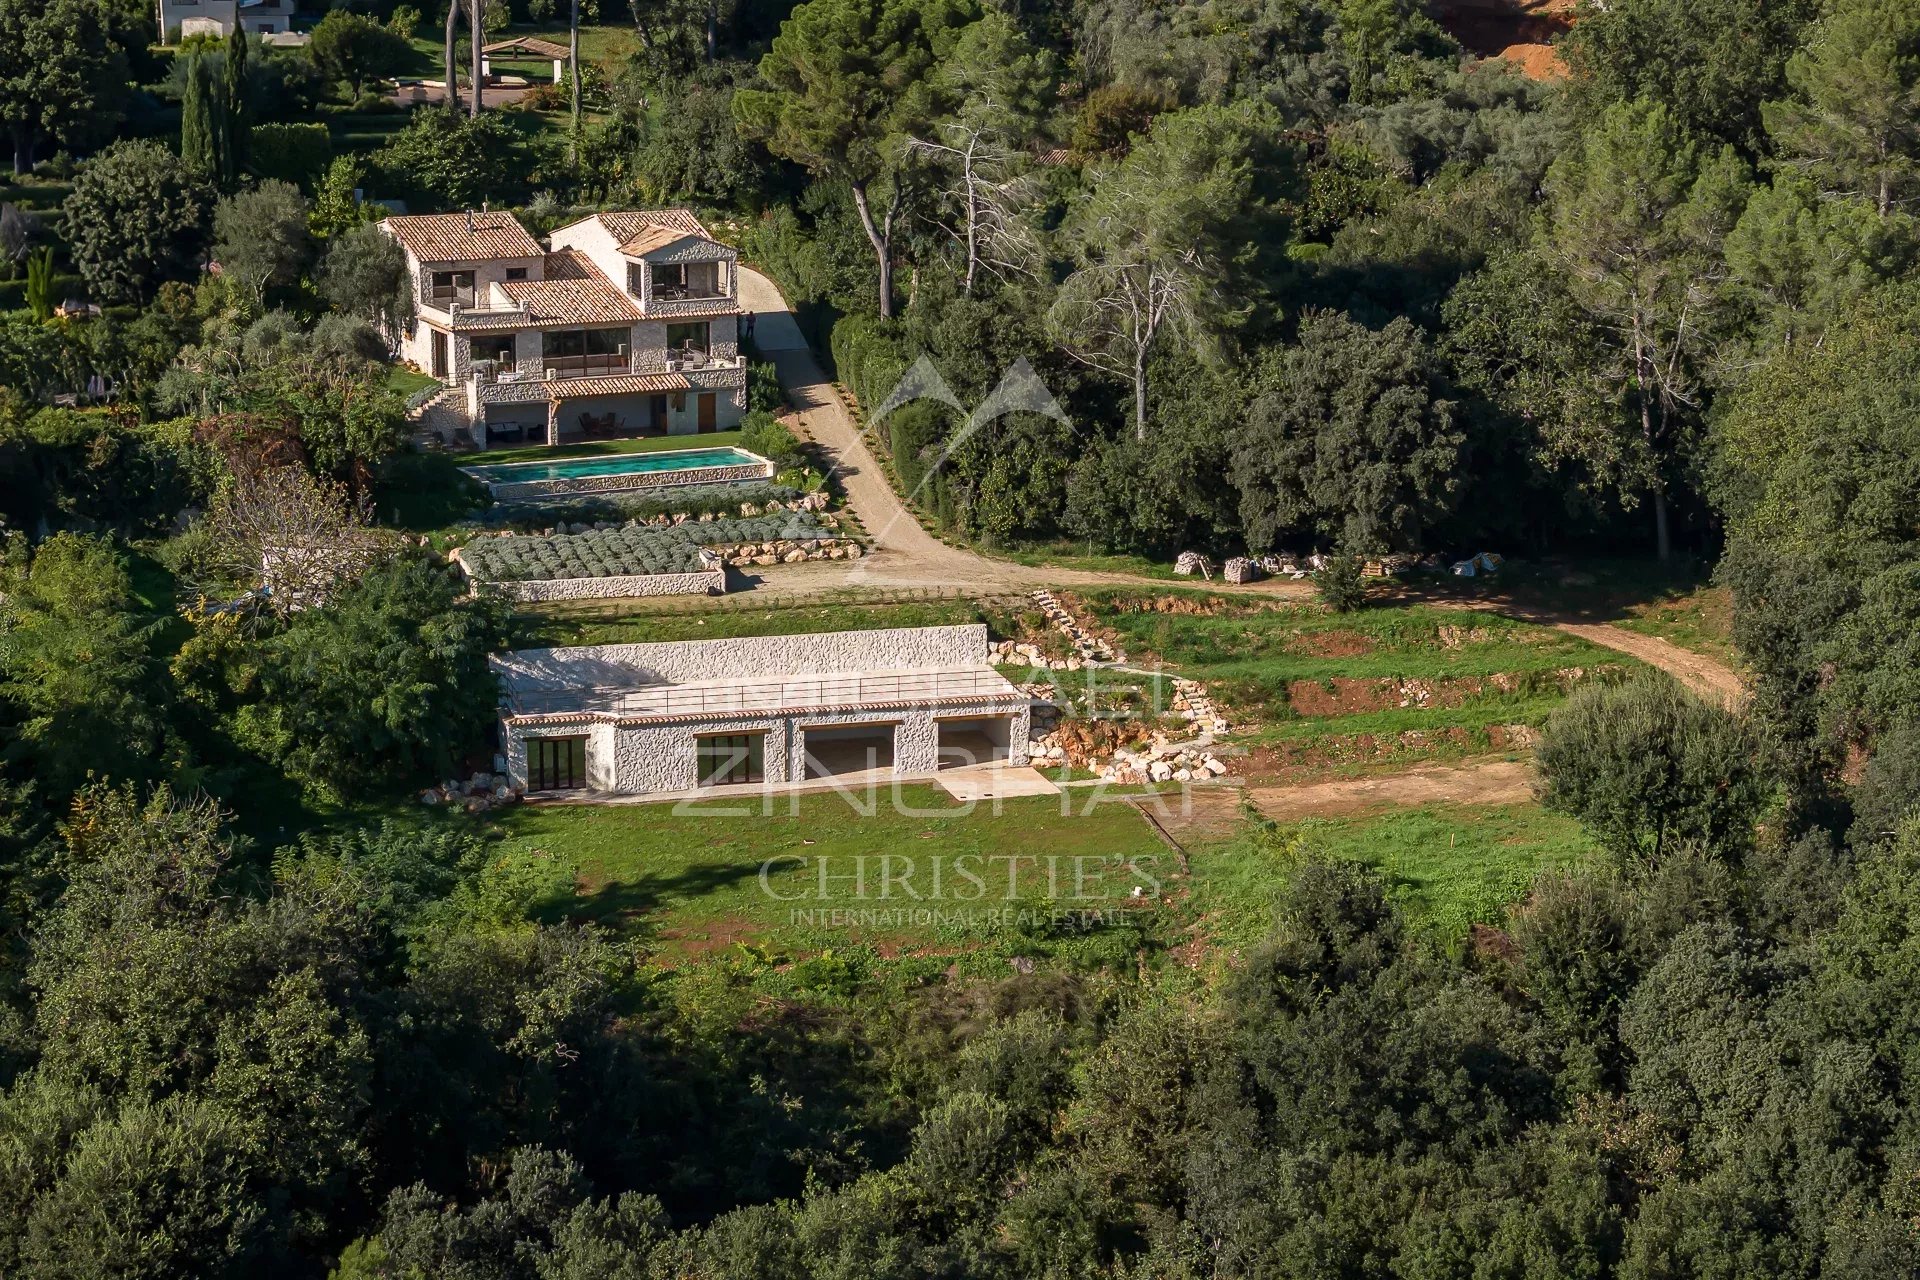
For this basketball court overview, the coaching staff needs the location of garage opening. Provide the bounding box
[937,716,1013,769]
[801,723,897,779]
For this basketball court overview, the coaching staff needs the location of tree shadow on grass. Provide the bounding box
[536,859,769,934]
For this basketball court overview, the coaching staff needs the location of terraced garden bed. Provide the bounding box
[1065,589,1636,776]
[459,513,840,582]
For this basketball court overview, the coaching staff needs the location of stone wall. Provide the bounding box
[497,624,994,693]
[479,564,725,602]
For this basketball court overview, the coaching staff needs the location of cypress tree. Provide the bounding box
[180,54,221,181]
[223,28,251,183]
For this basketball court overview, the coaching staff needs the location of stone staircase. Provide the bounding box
[406,385,468,448]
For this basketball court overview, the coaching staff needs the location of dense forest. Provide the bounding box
[3,0,1920,1275]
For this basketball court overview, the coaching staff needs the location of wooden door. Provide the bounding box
[430,330,448,378]
[697,392,717,433]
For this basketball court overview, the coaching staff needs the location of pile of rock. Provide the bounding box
[721,539,864,567]
[421,772,521,811]
[1030,589,1119,663]
[1102,743,1231,785]
[989,639,1096,671]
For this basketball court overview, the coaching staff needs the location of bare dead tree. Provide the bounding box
[906,124,1042,294]
[199,465,397,617]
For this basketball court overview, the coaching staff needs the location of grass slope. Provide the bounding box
[501,786,1175,965]
[1189,801,1599,951]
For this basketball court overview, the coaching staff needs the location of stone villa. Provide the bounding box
[383,209,748,449]
[157,0,297,38]
[491,626,1032,796]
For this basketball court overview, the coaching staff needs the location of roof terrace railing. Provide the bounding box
[506,668,1023,721]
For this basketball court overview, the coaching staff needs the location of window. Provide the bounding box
[429,270,474,306]
[469,336,514,370]
[697,733,764,786]
[542,327,629,359]
[667,322,709,357]
[529,736,587,790]
[505,267,528,281]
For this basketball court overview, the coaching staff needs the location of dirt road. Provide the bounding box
[1245,760,1536,821]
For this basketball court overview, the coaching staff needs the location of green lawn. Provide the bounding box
[992,543,1186,580]
[497,785,1176,968]
[386,364,440,398]
[1188,801,1601,951]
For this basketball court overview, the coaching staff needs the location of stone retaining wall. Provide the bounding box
[478,564,726,602]
[485,459,774,502]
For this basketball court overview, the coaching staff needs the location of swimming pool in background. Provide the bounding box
[464,447,763,485]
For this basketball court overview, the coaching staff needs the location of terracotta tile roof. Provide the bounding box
[382,212,542,263]
[596,209,709,241]
[619,225,698,256]
[498,252,642,324]
[482,36,570,58]
[548,372,693,398]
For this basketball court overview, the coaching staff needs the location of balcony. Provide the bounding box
[663,348,744,374]
[427,285,477,309]
[653,283,728,302]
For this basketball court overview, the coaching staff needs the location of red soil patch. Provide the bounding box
[1435,0,1574,80]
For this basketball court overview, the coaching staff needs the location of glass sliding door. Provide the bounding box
[528,735,588,790]
[696,733,765,786]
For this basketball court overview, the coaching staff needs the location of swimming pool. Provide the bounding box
[463,446,776,500]
[466,447,762,484]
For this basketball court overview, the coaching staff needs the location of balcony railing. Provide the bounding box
[653,284,729,301]
[507,668,1024,721]
[473,354,639,386]
[543,352,632,378]
[427,286,477,309]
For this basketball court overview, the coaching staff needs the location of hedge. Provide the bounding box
[248,122,334,190]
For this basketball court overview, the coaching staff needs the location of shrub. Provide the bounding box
[1536,674,1770,867]
[747,360,782,413]
[739,410,803,469]
[1312,552,1367,613]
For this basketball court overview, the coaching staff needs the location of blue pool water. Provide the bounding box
[464,447,763,484]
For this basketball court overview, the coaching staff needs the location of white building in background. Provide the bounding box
[491,626,1032,796]
[382,208,748,449]
[157,0,295,38]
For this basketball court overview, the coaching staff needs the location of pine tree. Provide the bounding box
[180,54,221,181]
[1763,0,1920,217]
[223,27,250,184]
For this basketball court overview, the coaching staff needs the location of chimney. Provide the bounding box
[466,209,474,231]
